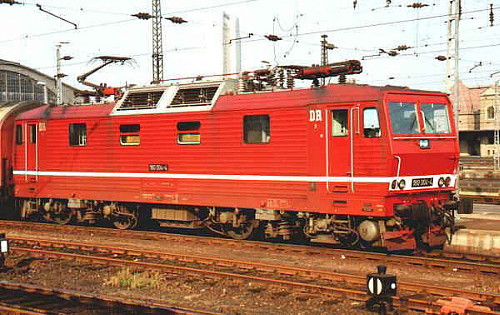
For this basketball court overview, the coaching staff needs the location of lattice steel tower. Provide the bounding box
[495,81,500,170]
[445,0,461,186]
[152,0,163,83]
[446,0,460,132]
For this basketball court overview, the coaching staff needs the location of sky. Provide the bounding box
[0,0,498,92]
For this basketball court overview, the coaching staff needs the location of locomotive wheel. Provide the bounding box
[112,204,138,230]
[337,229,361,248]
[49,201,74,225]
[226,221,257,240]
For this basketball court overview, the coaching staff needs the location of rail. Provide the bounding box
[0,280,218,314]
[0,220,497,271]
[9,237,500,311]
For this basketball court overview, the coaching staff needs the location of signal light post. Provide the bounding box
[366,265,397,315]
[55,42,72,105]
[0,233,8,270]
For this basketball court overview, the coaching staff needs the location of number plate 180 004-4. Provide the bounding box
[411,177,433,187]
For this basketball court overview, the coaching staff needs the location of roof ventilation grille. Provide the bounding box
[118,91,164,110]
[169,86,219,107]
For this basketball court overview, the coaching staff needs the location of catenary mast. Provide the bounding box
[152,0,163,83]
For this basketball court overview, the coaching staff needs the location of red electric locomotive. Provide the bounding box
[5,64,459,251]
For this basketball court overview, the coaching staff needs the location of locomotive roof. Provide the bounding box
[215,83,444,111]
[15,83,446,121]
[16,103,115,120]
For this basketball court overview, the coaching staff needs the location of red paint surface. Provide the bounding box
[10,84,459,217]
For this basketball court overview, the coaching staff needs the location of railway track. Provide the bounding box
[0,220,498,272]
[0,280,219,314]
[7,236,500,314]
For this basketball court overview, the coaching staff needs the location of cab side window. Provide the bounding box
[331,110,348,136]
[177,121,201,144]
[29,124,37,143]
[363,108,381,138]
[69,123,87,146]
[120,124,140,145]
[15,125,23,144]
[244,115,270,143]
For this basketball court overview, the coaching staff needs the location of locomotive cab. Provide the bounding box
[305,88,458,251]
[382,92,459,249]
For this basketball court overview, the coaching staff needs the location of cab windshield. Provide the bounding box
[421,103,451,133]
[389,101,451,134]
[389,102,419,134]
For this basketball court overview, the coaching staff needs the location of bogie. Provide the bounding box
[43,200,74,225]
[14,196,455,251]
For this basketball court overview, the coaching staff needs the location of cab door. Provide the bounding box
[327,107,353,192]
[25,122,38,182]
[355,106,386,175]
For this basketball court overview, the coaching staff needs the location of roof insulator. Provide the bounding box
[490,3,494,27]
[265,34,282,41]
[0,0,20,5]
[407,2,429,8]
[165,16,187,24]
[132,12,154,20]
[394,45,412,51]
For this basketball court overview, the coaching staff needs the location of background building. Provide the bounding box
[0,59,77,104]
[458,81,498,157]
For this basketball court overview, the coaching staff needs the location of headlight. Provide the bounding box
[419,139,430,149]
[438,177,445,187]
[444,177,451,187]
[398,179,406,190]
[391,180,397,190]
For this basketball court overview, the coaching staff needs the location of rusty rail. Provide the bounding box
[0,280,218,314]
[0,220,497,272]
[8,237,500,314]
[10,237,500,305]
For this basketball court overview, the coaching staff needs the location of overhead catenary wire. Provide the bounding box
[30,46,204,72]
[212,3,499,66]
[243,6,499,44]
[0,18,137,44]
[0,4,496,46]
[17,0,264,17]
[1,0,497,92]
[27,38,499,82]
[0,0,267,44]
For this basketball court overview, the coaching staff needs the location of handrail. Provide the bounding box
[325,109,330,192]
[350,107,359,192]
[394,155,402,178]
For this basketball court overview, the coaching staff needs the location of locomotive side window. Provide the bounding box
[69,123,87,146]
[177,121,201,144]
[363,108,381,138]
[389,102,419,134]
[421,103,451,133]
[29,124,37,143]
[120,124,140,145]
[244,115,270,143]
[15,125,23,144]
[331,110,348,136]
